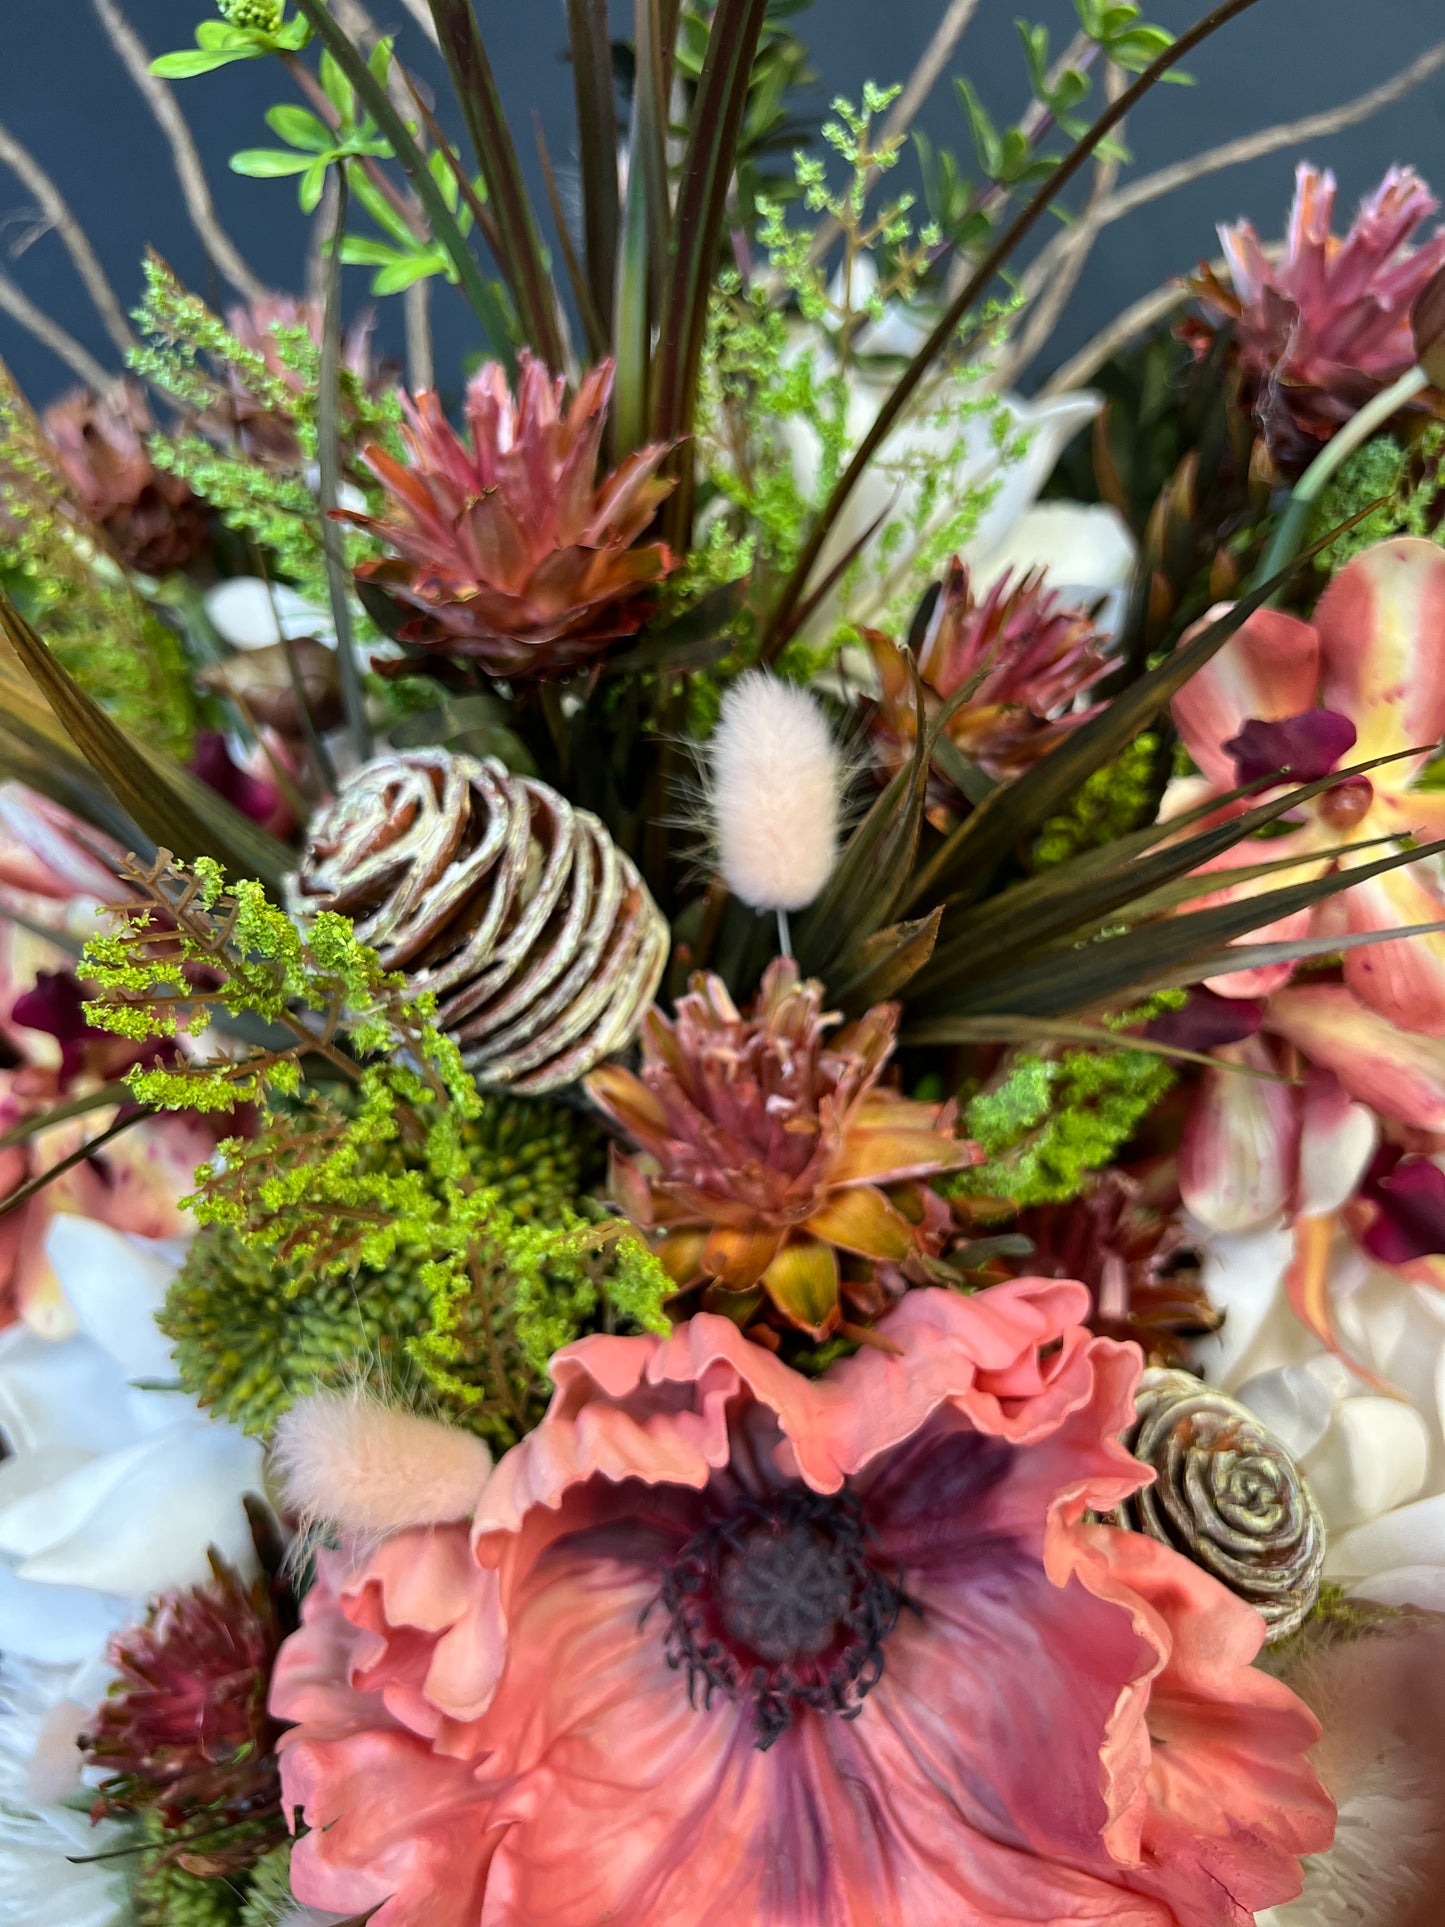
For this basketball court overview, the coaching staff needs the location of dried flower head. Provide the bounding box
[1187,163,1445,468]
[345,354,678,679]
[869,559,1110,827]
[82,1504,294,1876]
[42,379,209,575]
[586,958,978,1339]
[705,672,844,913]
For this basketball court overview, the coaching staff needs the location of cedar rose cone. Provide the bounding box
[292,748,669,1094]
[586,959,979,1339]
[343,353,678,678]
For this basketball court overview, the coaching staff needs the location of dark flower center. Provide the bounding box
[655,1488,913,1750]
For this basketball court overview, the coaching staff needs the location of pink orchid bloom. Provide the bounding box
[1170,538,1445,1031]
[273,1282,1331,1927]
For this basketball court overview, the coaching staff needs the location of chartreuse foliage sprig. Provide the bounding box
[84,854,670,1448]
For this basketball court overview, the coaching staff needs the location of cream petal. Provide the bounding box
[44,1215,186,1383]
[1297,1075,1377,1216]
[1348,1563,1445,1611]
[1191,1221,1301,1388]
[0,1560,131,1664]
[971,499,1137,610]
[1234,1360,1342,1460]
[0,1419,262,1595]
[205,576,336,651]
[0,1327,137,1454]
[1325,1490,1445,1581]
[1300,1395,1430,1530]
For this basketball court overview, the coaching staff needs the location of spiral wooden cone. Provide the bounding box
[292,749,669,1094]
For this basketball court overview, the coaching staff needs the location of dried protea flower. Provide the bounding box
[292,749,669,1093]
[82,1503,294,1874]
[1005,1169,1218,1367]
[206,297,385,463]
[42,379,208,575]
[343,354,678,679]
[1186,162,1445,469]
[586,959,979,1340]
[1117,1368,1325,1641]
[869,559,1110,827]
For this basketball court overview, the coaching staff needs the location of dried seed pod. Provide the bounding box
[292,749,669,1094]
[1119,1367,1324,1641]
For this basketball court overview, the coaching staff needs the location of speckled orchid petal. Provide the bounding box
[1171,607,1321,792]
[1314,537,1445,771]
[1179,1036,1298,1233]
[1337,859,1445,1035]
[1265,983,1445,1129]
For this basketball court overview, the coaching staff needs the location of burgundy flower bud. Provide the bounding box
[1358,1144,1445,1263]
[1411,262,1445,390]
[1224,709,1356,787]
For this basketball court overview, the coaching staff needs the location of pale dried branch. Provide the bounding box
[0,118,138,361]
[0,270,115,391]
[405,278,434,390]
[1024,40,1445,388]
[396,0,441,47]
[88,0,270,305]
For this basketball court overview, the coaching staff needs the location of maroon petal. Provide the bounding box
[1358,1145,1445,1262]
[1224,708,1357,786]
[1147,986,1264,1053]
[189,732,281,827]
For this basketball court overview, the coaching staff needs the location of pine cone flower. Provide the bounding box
[1117,1367,1325,1641]
[343,354,678,678]
[292,748,669,1094]
[586,959,979,1339]
[82,1509,294,1875]
[1186,162,1445,469]
[869,559,1109,827]
[42,379,208,574]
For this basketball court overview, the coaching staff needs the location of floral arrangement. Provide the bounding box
[3,2,1445,1923]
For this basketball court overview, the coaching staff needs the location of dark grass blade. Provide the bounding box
[825,908,943,1010]
[317,170,371,762]
[426,0,567,372]
[397,62,505,260]
[291,0,513,359]
[757,0,1264,658]
[0,1080,135,1150]
[0,594,292,890]
[902,1015,1291,1079]
[926,836,1445,1019]
[901,512,1380,918]
[652,0,771,545]
[565,0,620,330]
[534,112,609,360]
[911,745,1427,993]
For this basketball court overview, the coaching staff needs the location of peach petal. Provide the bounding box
[1265,982,1445,1128]
[1179,1035,1298,1233]
[1315,536,1445,770]
[1339,861,1445,1034]
[1172,606,1321,791]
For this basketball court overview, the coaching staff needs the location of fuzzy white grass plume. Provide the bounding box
[1261,1617,1445,1927]
[271,1389,492,1538]
[706,672,843,912]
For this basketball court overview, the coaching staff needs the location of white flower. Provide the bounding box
[205,577,336,652]
[0,1213,263,1823]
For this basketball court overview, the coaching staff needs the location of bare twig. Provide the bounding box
[396,0,441,45]
[1024,41,1445,387]
[0,118,137,361]
[0,271,114,390]
[995,62,1126,389]
[88,0,269,304]
[404,277,434,389]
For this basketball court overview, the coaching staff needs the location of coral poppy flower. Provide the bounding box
[273,1282,1331,1926]
[1169,537,1445,1031]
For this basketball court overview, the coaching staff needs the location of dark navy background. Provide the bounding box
[3,1,1444,404]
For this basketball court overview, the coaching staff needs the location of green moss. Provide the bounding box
[1309,427,1445,573]
[1034,732,1161,869]
[950,1002,1182,1208]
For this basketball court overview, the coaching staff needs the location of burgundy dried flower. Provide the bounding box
[1186,163,1445,468]
[82,1506,294,1876]
[1004,1169,1217,1367]
[586,959,978,1340]
[869,558,1110,827]
[42,380,209,575]
[344,354,678,680]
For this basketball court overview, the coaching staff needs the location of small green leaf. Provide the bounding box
[299,155,331,213]
[318,48,353,119]
[150,47,248,77]
[265,103,333,151]
[229,147,315,177]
